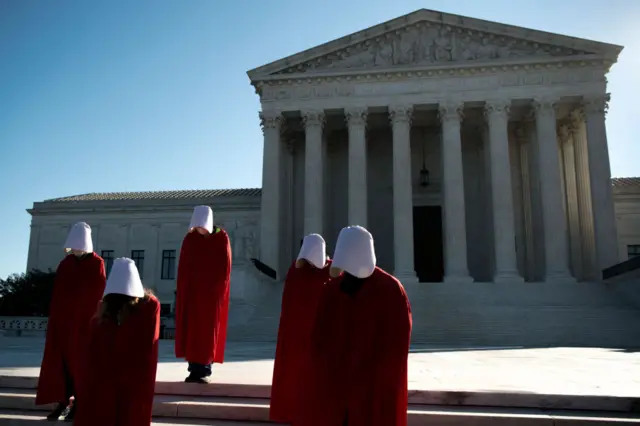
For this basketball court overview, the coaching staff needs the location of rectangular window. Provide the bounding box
[161,250,176,280]
[101,250,114,276]
[628,245,640,259]
[160,303,171,317]
[131,250,145,278]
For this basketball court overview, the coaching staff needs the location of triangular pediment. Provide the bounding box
[247,9,622,80]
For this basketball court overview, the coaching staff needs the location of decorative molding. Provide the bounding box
[345,107,368,127]
[582,93,610,115]
[301,110,326,129]
[438,102,464,123]
[389,105,413,126]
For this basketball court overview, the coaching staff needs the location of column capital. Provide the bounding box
[438,101,464,123]
[484,99,511,120]
[531,97,560,118]
[301,109,326,129]
[345,107,368,127]
[389,105,413,126]
[581,93,610,115]
[558,123,572,144]
[569,108,585,126]
[259,111,283,133]
[513,122,528,141]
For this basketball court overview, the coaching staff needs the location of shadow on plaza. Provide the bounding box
[2,336,638,371]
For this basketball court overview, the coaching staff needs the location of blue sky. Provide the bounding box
[1,0,639,279]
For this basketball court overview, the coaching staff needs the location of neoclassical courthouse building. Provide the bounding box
[23,10,640,345]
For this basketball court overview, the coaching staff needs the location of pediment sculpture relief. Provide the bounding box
[275,23,587,74]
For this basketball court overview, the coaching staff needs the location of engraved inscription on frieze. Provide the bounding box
[276,23,586,74]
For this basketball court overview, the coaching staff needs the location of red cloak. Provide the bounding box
[270,259,332,423]
[298,267,412,426]
[36,252,106,406]
[175,228,232,365]
[74,295,160,426]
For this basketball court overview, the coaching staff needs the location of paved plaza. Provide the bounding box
[0,337,639,397]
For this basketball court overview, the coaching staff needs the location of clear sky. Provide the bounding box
[1,0,639,279]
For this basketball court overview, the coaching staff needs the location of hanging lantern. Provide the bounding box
[419,165,430,187]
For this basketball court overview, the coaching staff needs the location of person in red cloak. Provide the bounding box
[36,222,106,422]
[299,225,412,426]
[175,205,232,383]
[74,257,160,426]
[270,233,331,423]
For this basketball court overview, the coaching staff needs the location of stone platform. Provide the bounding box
[0,337,639,424]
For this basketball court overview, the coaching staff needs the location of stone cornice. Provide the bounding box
[256,59,609,104]
[247,9,622,81]
[253,55,612,87]
[28,197,260,216]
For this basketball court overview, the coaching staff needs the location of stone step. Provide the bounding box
[1,376,639,413]
[1,389,639,425]
[0,410,275,425]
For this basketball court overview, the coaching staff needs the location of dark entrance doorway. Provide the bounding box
[413,206,444,282]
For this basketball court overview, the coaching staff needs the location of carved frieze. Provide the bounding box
[275,23,588,75]
[258,66,607,102]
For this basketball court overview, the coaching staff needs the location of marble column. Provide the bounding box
[570,109,598,280]
[516,124,536,281]
[258,110,284,278]
[389,105,417,282]
[438,102,472,283]
[559,124,583,280]
[345,107,368,227]
[302,110,325,236]
[582,94,619,273]
[484,100,524,283]
[532,98,575,283]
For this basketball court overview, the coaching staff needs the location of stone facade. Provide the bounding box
[19,10,640,347]
[26,189,261,308]
[248,8,626,283]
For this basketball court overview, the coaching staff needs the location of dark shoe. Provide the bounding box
[185,374,211,384]
[46,403,67,421]
[63,403,76,422]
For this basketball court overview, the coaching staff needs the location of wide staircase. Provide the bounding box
[226,261,640,348]
[0,374,639,425]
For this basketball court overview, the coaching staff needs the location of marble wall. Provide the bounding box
[27,209,261,306]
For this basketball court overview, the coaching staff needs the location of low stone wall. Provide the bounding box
[0,317,48,337]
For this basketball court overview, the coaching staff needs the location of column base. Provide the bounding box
[493,272,525,284]
[394,271,419,285]
[444,274,474,284]
[544,273,577,284]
